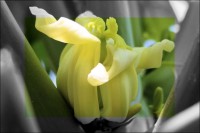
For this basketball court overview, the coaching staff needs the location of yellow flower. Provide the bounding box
[30,7,174,124]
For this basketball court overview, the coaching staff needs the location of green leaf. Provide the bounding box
[157,87,175,119]
[153,87,164,115]
[24,39,71,117]
[142,66,175,105]
[130,18,143,47]
[116,18,135,47]
[1,1,82,131]
[31,40,56,72]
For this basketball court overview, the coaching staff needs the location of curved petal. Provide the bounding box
[29,7,100,45]
[134,39,174,70]
[106,44,136,80]
[87,43,136,86]
[88,39,174,87]
[105,17,118,35]
[100,65,138,122]
[57,43,101,124]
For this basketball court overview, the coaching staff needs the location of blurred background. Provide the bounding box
[1,0,199,132]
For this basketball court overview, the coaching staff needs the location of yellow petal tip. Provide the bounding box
[162,39,175,52]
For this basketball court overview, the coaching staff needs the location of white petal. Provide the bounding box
[88,63,109,86]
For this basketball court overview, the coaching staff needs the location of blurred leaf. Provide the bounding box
[156,102,200,132]
[152,88,175,132]
[117,18,143,47]
[118,18,175,47]
[1,48,40,132]
[116,18,135,47]
[127,1,143,47]
[130,18,143,47]
[141,18,175,42]
[152,2,199,132]
[76,1,131,17]
[175,2,199,76]
[142,66,175,105]
[138,1,176,18]
[31,40,56,72]
[1,1,82,132]
[175,33,199,113]
[152,87,164,116]
[137,1,176,46]
[24,40,69,116]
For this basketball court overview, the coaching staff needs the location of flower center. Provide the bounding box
[84,18,105,39]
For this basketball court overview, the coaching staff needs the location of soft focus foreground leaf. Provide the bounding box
[24,39,83,131]
[2,0,70,117]
[174,1,199,114]
[1,48,40,132]
[175,2,199,76]
[1,1,82,132]
[175,33,199,113]
[151,87,175,132]
[155,102,199,132]
[24,37,70,117]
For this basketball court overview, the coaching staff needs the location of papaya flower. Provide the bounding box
[30,7,174,124]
